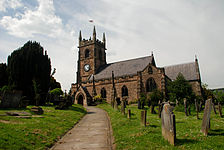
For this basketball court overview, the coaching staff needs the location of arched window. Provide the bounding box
[85,49,90,58]
[146,78,157,92]
[148,66,153,74]
[122,85,128,97]
[101,88,107,98]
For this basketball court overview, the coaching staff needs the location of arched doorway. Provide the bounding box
[77,94,84,105]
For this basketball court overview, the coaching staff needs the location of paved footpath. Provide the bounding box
[51,106,114,150]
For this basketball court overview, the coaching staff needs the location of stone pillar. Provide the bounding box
[161,103,176,146]
[201,99,212,136]
[141,110,147,127]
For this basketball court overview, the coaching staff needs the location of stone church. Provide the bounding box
[71,27,202,106]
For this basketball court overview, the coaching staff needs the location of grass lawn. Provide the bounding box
[0,104,86,150]
[98,103,224,150]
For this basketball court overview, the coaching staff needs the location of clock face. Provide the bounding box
[84,64,90,72]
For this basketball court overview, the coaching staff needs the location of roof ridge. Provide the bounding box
[164,61,195,68]
[108,55,152,65]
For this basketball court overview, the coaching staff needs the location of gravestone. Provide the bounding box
[184,98,188,116]
[201,99,212,136]
[218,102,222,117]
[127,109,131,119]
[114,99,118,110]
[30,106,44,115]
[161,103,176,145]
[0,91,22,108]
[141,110,147,126]
[195,99,199,119]
[121,100,125,115]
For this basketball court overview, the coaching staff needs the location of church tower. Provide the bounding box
[76,26,107,83]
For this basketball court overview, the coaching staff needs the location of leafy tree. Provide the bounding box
[7,41,51,105]
[148,89,164,114]
[213,90,224,104]
[138,93,146,109]
[50,88,63,96]
[167,73,194,105]
[49,77,61,90]
[0,63,8,88]
[202,83,214,100]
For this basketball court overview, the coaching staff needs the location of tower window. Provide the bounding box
[122,85,128,97]
[85,49,90,58]
[101,88,107,98]
[146,78,157,92]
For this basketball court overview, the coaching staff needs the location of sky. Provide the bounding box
[0,0,224,91]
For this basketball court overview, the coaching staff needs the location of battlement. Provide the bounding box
[79,38,105,47]
[78,26,106,48]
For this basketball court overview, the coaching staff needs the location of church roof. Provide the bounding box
[164,62,199,81]
[92,56,153,80]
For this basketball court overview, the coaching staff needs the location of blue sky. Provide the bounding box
[0,0,224,91]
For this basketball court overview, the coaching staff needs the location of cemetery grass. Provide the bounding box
[0,104,86,150]
[98,103,224,150]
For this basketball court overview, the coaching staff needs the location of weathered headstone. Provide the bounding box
[184,98,188,116]
[201,99,212,136]
[121,100,125,115]
[0,91,22,108]
[161,103,176,145]
[195,99,199,119]
[212,103,217,114]
[127,109,131,119]
[114,99,118,110]
[141,110,147,126]
[158,100,162,118]
[30,106,44,115]
[218,102,222,117]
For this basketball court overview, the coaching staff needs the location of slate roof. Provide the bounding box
[164,62,199,81]
[91,56,153,80]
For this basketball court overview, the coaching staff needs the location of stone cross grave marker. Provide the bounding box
[201,99,212,136]
[161,103,176,145]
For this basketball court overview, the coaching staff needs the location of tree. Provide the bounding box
[167,73,195,105]
[138,93,146,109]
[49,77,61,90]
[213,90,224,117]
[7,41,51,105]
[0,63,8,88]
[148,89,164,114]
[202,83,214,100]
[50,88,63,96]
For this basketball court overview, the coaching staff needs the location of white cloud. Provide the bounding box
[0,0,23,12]
[0,0,70,39]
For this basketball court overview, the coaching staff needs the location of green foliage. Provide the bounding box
[0,105,86,149]
[148,89,164,106]
[202,83,214,100]
[0,63,8,88]
[7,41,51,104]
[167,73,195,104]
[50,88,63,96]
[49,77,61,90]
[213,90,224,104]
[97,103,224,150]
